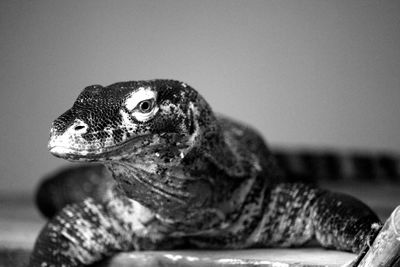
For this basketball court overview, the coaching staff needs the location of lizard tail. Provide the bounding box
[35,164,114,218]
[272,148,400,184]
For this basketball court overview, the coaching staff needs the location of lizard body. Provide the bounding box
[31,80,383,266]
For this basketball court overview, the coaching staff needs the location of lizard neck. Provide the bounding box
[104,127,258,228]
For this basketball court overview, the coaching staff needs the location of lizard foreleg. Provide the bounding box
[30,195,163,267]
[253,183,381,254]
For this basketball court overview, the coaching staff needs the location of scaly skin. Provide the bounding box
[30,80,381,266]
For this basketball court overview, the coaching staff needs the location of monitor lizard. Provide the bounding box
[30,80,391,266]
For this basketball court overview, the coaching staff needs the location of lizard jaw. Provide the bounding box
[49,146,103,162]
[48,134,156,162]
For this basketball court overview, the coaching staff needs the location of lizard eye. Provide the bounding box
[137,99,154,113]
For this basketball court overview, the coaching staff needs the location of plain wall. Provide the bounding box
[1,0,399,196]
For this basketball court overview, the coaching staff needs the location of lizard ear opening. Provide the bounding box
[171,102,200,160]
[187,103,196,135]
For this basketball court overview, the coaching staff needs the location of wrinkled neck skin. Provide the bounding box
[105,98,256,234]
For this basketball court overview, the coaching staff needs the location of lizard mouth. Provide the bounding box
[49,134,155,162]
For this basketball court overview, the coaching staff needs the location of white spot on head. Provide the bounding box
[124,87,157,111]
[181,82,187,88]
[120,110,137,129]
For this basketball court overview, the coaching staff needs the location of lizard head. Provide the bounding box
[49,80,214,162]
[49,80,223,221]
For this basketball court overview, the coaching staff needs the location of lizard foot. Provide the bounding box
[344,205,400,267]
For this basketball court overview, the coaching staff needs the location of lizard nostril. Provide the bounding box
[74,125,86,131]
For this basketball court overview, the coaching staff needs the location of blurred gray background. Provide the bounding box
[0,0,399,197]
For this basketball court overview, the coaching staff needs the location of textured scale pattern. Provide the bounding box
[31,79,386,267]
